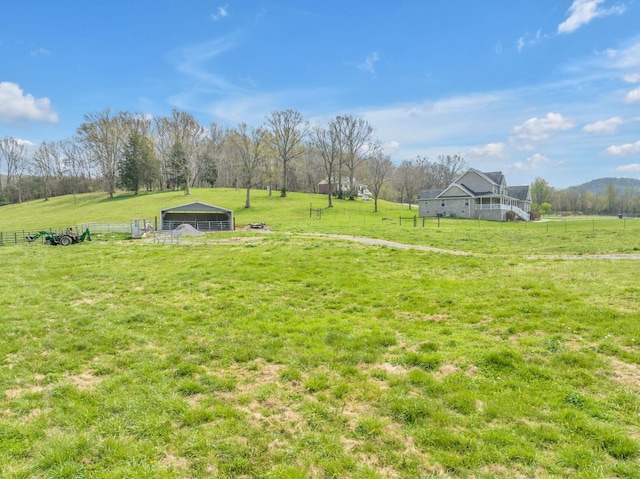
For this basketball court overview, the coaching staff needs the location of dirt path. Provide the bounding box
[298,233,640,260]
[154,229,640,260]
[301,233,473,255]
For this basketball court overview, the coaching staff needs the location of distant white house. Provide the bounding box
[417,169,531,221]
[318,177,369,196]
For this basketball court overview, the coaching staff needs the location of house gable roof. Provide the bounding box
[485,171,506,185]
[417,189,444,200]
[508,186,531,202]
[454,168,490,185]
[440,183,474,198]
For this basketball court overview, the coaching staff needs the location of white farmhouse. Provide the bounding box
[417,169,531,221]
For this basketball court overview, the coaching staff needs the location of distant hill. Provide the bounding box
[565,177,640,195]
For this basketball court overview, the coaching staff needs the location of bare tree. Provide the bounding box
[61,139,95,194]
[129,113,153,137]
[153,116,173,189]
[334,115,375,200]
[0,137,29,202]
[154,109,206,195]
[77,109,131,198]
[435,154,467,186]
[310,121,342,208]
[229,123,266,208]
[31,141,67,200]
[215,137,237,188]
[191,122,225,187]
[393,159,422,208]
[365,150,395,213]
[265,109,308,197]
[411,154,467,191]
[297,145,325,195]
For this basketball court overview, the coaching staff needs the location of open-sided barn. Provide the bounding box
[160,202,234,231]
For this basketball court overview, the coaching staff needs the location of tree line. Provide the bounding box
[1,107,469,211]
[530,177,640,217]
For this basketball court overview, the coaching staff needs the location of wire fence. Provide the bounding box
[313,209,640,235]
[392,215,640,232]
[3,214,639,246]
[77,222,131,233]
[0,223,131,246]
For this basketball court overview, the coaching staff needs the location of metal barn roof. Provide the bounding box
[160,202,233,214]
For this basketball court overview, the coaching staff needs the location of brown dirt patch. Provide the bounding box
[68,372,101,390]
[159,453,191,470]
[609,358,640,392]
[4,384,47,400]
[435,363,462,378]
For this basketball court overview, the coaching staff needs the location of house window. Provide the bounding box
[441,200,446,207]
[464,200,469,206]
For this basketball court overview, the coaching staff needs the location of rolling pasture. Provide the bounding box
[1,189,639,478]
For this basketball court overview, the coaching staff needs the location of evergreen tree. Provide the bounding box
[119,132,160,194]
[168,141,187,190]
[201,154,218,187]
[138,135,160,191]
[119,132,143,194]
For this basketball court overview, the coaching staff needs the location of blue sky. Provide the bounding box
[1,0,639,188]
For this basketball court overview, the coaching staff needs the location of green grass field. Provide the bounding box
[1,189,639,478]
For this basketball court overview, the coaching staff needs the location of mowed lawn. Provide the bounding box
[1,190,640,478]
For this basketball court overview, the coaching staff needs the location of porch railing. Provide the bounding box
[475,204,530,221]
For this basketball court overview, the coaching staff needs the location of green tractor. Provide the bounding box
[25,228,92,246]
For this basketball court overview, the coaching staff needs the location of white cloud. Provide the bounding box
[171,34,245,93]
[606,141,640,155]
[582,116,624,134]
[512,113,574,141]
[211,6,229,21]
[558,0,626,34]
[588,41,640,74]
[0,82,58,123]
[517,29,546,52]
[513,153,550,171]
[358,52,380,75]
[615,163,640,172]
[382,140,400,155]
[29,48,51,57]
[603,42,640,69]
[467,142,505,157]
[624,86,640,103]
[14,138,35,147]
[516,144,536,151]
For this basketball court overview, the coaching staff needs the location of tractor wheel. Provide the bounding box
[59,235,73,246]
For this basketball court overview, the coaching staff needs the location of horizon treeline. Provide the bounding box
[530,176,640,217]
[0,107,467,211]
[2,107,639,215]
